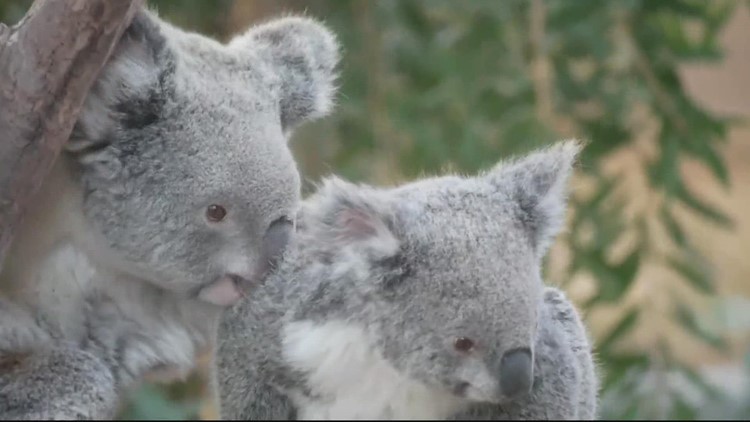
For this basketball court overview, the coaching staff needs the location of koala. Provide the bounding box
[0,7,339,419]
[215,140,599,420]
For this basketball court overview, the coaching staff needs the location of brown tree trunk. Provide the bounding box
[0,0,143,269]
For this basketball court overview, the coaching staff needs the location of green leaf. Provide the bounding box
[584,255,627,303]
[119,384,200,420]
[682,136,731,188]
[649,129,681,193]
[675,302,729,351]
[571,177,618,232]
[614,248,641,286]
[580,118,631,158]
[674,360,723,400]
[665,253,714,294]
[659,205,688,247]
[643,0,711,18]
[585,242,641,305]
[600,353,650,391]
[673,395,699,420]
[676,184,733,228]
[700,143,731,188]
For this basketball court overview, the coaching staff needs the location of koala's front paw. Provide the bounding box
[0,346,119,420]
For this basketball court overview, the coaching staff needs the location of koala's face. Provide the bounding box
[301,141,580,404]
[67,10,339,305]
[381,188,544,404]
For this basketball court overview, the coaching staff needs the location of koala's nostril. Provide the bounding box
[499,347,533,399]
[262,217,293,269]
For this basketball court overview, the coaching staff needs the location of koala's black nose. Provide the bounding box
[499,348,533,399]
[260,216,294,273]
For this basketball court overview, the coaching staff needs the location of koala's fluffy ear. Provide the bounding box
[67,9,172,151]
[228,16,340,132]
[303,177,399,259]
[487,140,582,254]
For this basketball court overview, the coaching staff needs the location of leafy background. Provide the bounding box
[2,0,749,419]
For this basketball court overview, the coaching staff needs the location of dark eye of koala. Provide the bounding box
[206,204,227,222]
[454,337,476,353]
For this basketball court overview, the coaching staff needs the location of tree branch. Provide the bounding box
[0,0,143,268]
[0,23,9,44]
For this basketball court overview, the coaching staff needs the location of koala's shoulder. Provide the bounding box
[543,287,575,318]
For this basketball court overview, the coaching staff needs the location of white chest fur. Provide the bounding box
[282,320,466,420]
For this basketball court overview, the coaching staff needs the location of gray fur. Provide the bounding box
[216,141,599,419]
[0,7,339,419]
[0,344,118,420]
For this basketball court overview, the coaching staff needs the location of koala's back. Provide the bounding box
[512,286,597,420]
[542,287,599,419]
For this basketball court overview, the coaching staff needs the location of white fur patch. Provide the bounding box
[282,320,465,420]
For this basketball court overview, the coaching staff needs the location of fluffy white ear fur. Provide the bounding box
[302,177,399,260]
[228,15,341,130]
[486,140,583,254]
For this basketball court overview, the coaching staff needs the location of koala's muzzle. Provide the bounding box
[499,348,533,398]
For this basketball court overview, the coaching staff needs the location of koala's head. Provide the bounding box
[66,9,339,305]
[299,141,581,404]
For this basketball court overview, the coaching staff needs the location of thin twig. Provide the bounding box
[0,23,9,44]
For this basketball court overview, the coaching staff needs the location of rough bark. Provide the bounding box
[0,0,143,268]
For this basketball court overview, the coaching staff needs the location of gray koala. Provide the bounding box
[216,140,599,420]
[0,7,339,419]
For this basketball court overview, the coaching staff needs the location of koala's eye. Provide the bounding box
[453,337,475,353]
[206,204,227,222]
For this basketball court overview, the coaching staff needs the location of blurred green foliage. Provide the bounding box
[2,0,747,420]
